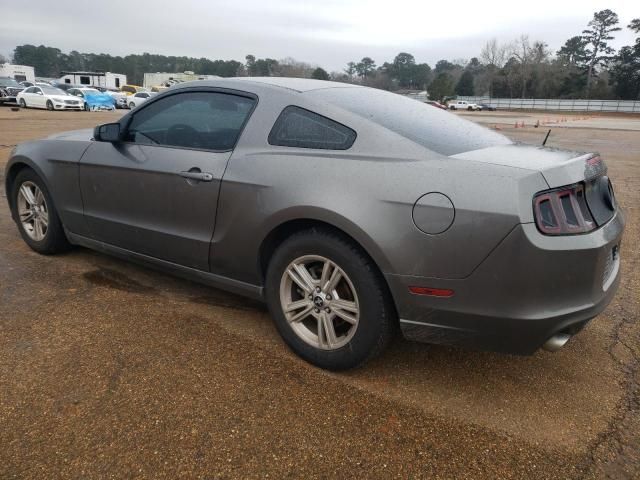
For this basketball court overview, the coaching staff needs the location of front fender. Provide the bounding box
[5,139,92,234]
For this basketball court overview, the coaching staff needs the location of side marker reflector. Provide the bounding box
[408,286,454,297]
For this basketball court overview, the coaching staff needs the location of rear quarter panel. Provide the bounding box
[210,90,548,284]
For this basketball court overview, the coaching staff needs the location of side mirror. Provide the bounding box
[94,122,121,142]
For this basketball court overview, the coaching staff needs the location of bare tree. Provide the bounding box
[480,38,507,96]
[480,39,507,67]
[0,53,7,65]
[273,57,315,78]
[510,35,534,98]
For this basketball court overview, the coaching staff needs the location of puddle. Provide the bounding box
[83,267,157,294]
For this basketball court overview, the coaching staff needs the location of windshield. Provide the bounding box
[0,77,21,87]
[41,87,68,95]
[307,87,512,156]
[82,89,101,94]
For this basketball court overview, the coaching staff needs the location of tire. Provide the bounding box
[11,169,71,254]
[84,103,90,111]
[19,98,27,108]
[265,228,395,370]
[129,102,135,109]
[450,106,456,110]
[46,100,53,111]
[468,106,473,111]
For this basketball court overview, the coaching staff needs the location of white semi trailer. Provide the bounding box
[0,64,35,83]
[58,71,127,89]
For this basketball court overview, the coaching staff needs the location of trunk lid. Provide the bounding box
[452,143,616,227]
[450,144,602,187]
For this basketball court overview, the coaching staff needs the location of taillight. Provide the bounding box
[533,183,596,235]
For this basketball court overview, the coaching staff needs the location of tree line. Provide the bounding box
[3,9,639,100]
[339,9,639,101]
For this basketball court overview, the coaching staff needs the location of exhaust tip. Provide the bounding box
[542,333,572,352]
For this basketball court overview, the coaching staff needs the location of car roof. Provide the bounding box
[172,77,361,94]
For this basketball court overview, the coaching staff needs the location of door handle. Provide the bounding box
[179,171,214,182]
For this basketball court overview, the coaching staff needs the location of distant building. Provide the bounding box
[0,64,35,83]
[143,71,221,89]
[59,71,127,89]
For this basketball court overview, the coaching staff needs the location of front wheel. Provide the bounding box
[19,98,27,108]
[46,100,53,111]
[468,106,473,111]
[11,169,71,254]
[129,102,135,109]
[266,229,395,370]
[84,103,90,111]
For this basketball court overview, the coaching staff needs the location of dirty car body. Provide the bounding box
[5,78,624,368]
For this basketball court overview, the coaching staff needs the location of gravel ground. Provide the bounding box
[0,107,638,479]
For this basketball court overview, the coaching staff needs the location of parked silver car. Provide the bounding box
[4,78,624,369]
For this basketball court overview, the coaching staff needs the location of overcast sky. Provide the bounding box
[1,0,637,71]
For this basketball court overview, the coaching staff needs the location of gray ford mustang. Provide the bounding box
[5,77,624,370]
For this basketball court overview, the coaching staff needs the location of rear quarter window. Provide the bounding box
[268,106,356,150]
[308,88,511,156]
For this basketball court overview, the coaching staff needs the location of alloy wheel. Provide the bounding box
[279,255,360,350]
[17,181,49,241]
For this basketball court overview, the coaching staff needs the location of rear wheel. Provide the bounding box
[266,229,395,370]
[46,100,53,111]
[19,98,27,108]
[11,169,71,254]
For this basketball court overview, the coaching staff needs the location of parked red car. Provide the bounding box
[425,100,448,110]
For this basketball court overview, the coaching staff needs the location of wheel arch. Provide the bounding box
[257,216,397,317]
[4,159,41,219]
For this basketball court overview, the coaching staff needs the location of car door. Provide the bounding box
[32,87,46,108]
[79,89,257,271]
[137,92,150,106]
[23,87,39,107]
[19,87,33,105]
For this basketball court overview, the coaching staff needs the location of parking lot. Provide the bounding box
[0,107,638,479]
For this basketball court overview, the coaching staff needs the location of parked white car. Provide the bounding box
[127,91,155,109]
[448,100,481,111]
[17,86,83,110]
[105,89,128,109]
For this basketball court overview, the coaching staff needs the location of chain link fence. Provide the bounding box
[455,96,640,113]
[402,93,640,113]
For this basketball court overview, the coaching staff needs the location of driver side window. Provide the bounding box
[125,91,256,151]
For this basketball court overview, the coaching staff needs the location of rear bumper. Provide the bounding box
[386,209,625,354]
